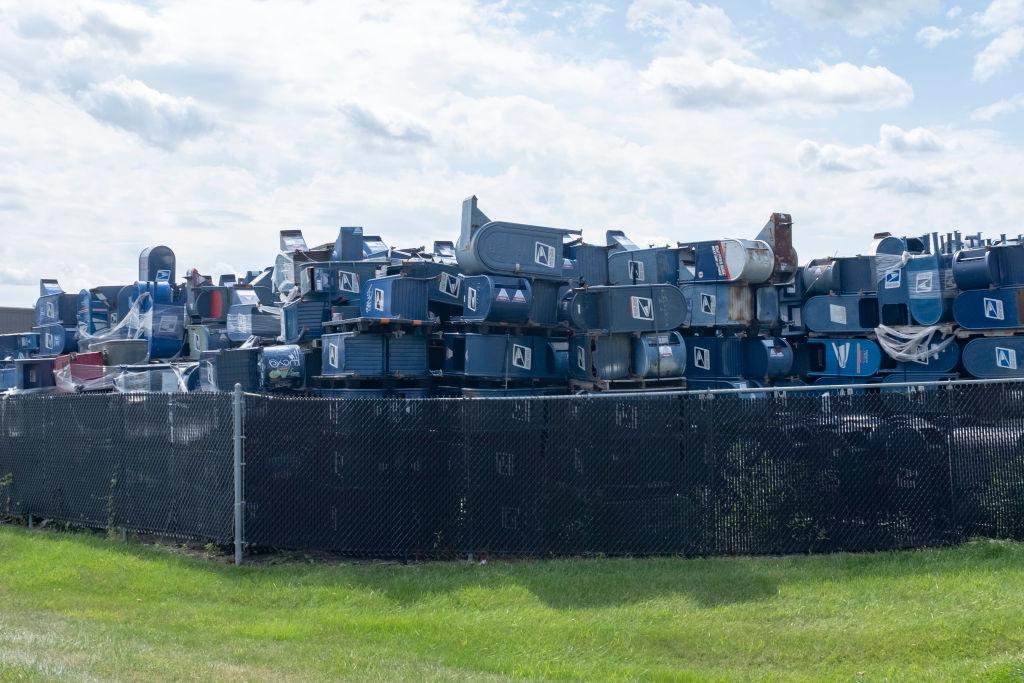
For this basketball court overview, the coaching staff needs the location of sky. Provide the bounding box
[0,0,1022,307]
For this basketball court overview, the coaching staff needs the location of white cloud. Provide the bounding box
[973,25,1024,80]
[797,124,946,172]
[0,0,1021,306]
[643,58,913,115]
[916,25,962,47]
[76,77,216,149]
[971,93,1024,120]
[769,0,940,36]
[947,6,963,19]
[879,124,947,152]
[969,0,1024,81]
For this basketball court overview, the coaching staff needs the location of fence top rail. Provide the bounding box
[239,376,1024,403]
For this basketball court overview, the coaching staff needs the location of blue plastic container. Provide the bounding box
[33,323,76,357]
[322,332,387,376]
[905,251,954,326]
[961,337,1024,378]
[803,294,880,333]
[742,337,794,380]
[795,338,881,378]
[299,261,383,301]
[281,299,329,343]
[682,283,774,328]
[199,348,261,391]
[455,196,577,280]
[36,280,79,327]
[139,246,176,283]
[953,288,1024,329]
[387,334,430,376]
[802,256,876,296]
[608,247,681,285]
[953,243,1024,290]
[569,334,631,381]
[226,289,281,342]
[461,276,532,323]
[683,336,743,382]
[0,333,39,360]
[562,284,687,333]
[444,333,564,380]
[361,276,429,320]
[187,324,232,359]
[14,358,56,391]
[259,345,306,391]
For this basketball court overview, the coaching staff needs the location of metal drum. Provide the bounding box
[460,276,532,324]
[631,331,686,379]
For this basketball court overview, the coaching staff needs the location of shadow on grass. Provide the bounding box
[5,525,1023,612]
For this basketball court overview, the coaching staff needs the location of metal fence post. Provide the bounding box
[233,383,245,566]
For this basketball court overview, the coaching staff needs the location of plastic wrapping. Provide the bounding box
[874,325,956,363]
[112,363,199,394]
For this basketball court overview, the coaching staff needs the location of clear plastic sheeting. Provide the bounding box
[54,362,114,393]
[873,252,907,285]
[76,293,153,348]
[112,363,199,394]
[875,324,956,363]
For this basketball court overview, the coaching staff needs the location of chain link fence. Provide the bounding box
[2,381,1024,558]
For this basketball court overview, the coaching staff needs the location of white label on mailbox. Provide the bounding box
[338,271,360,293]
[829,304,847,326]
[996,347,1017,370]
[631,296,654,321]
[700,293,715,315]
[467,287,478,312]
[694,346,710,371]
[534,242,555,268]
[512,344,532,370]
[984,297,1004,321]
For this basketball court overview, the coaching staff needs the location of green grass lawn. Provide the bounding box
[2,527,1024,681]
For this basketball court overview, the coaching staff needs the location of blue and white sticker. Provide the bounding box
[512,344,532,370]
[328,342,339,369]
[884,269,901,289]
[338,271,359,294]
[440,272,461,297]
[534,241,556,268]
[700,293,716,315]
[996,346,1017,370]
[831,342,851,370]
[577,345,586,371]
[466,287,478,312]
[915,272,933,293]
[628,260,645,281]
[630,296,654,321]
[693,346,710,371]
[984,297,1005,321]
[372,288,384,312]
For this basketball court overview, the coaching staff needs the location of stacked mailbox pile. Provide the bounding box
[2,195,1022,397]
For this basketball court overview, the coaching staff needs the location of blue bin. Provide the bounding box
[566,243,610,286]
[608,247,681,285]
[562,284,687,333]
[139,246,176,283]
[962,337,1024,378]
[14,358,56,391]
[259,345,306,391]
[803,294,880,333]
[681,283,778,328]
[953,243,1024,290]
[299,261,383,301]
[742,337,793,380]
[226,289,281,342]
[0,333,39,360]
[455,196,577,280]
[187,324,233,359]
[36,280,79,327]
[461,275,532,323]
[569,334,631,381]
[953,288,1024,330]
[361,276,429,320]
[444,333,565,380]
[387,334,430,377]
[33,323,77,357]
[281,299,329,343]
[321,332,387,376]
[795,338,881,378]
[199,348,261,391]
